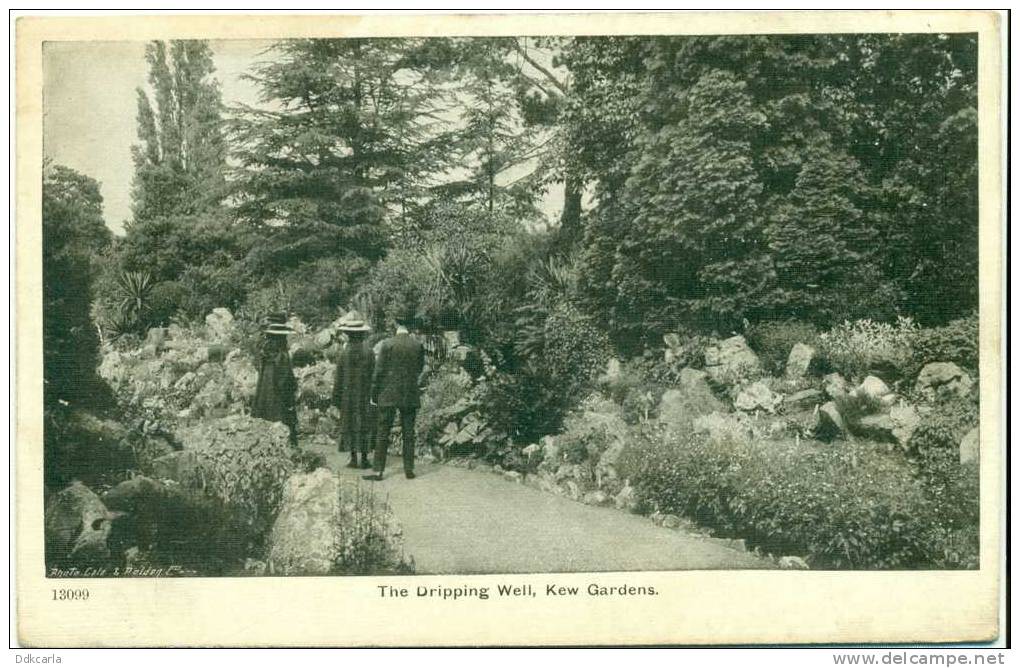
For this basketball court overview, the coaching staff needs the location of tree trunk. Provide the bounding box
[558,171,583,248]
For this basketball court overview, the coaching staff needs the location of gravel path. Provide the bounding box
[305,437,768,574]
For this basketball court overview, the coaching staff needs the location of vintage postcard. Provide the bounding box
[15,10,1004,647]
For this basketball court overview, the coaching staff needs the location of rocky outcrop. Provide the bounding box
[704,335,762,386]
[916,362,975,400]
[267,468,340,575]
[658,368,725,426]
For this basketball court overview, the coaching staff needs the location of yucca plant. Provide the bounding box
[115,270,155,329]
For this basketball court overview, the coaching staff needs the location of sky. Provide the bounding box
[42,39,564,235]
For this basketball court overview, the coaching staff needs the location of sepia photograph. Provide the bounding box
[16,10,1005,647]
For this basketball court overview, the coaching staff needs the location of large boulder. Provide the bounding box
[816,401,846,438]
[889,403,921,447]
[704,335,762,386]
[734,381,782,413]
[658,368,725,426]
[857,375,892,401]
[959,427,979,465]
[823,373,849,400]
[916,362,975,400]
[45,481,120,566]
[267,469,340,576]
[785,343,816,379]
[205,308,235,342]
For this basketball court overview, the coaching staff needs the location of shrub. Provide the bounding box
[911,312,979,376]
[416,364,475,453]
[619,428,959,568]
[332,480,414,575]
[746,319,820,376]
[818,317,918,382]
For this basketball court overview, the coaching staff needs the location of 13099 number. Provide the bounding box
[52,588,89,601]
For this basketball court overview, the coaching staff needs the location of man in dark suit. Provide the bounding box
[364,310,426,481]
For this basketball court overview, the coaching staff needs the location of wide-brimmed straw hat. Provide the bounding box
[339,309,372,333]
[263,312,295,336]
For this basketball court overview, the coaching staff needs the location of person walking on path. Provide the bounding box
[364,309,426,481]
[331,311,375,469]
[252,312,299,447]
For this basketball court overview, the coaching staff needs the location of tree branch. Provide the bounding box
[511,39,568,96]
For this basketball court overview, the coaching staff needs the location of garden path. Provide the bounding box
[305,439,768,574]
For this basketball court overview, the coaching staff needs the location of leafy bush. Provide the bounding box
[332,480,414,575]
[746,319,820,376]
[912,312,979,375]
[818,317,918,382]
[907,396,979,458]
[619,428,966,568]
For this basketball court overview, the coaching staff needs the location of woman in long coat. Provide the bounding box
[331,313,374,469]
[252,313,298,447]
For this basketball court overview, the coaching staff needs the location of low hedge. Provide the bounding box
[619,426,974,569]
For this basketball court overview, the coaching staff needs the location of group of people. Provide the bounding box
[251,309,426,481]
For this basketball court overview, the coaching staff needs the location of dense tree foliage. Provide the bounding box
[43,164,111,407]
[564,34,977,349]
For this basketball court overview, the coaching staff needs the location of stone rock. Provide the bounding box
[916,362,974,400]
[45,481,119,565]
[205,308,235,342]
[661,514,682,529]
[823,373,849,400]
[503,470,523,484]
[785,343,816,379]
[693,411,753,445]
[816,401,846,437]
[779,556,810,570]
[613,484,638,512]
[658,369,725,426]
[857,414,896,442]
[704,335,762,386]
[858,375,891,400]
[889,403,921,447]
[522,443,541,457]
[959,427,979,465]
[734,381,782,413]
[267,469,340,576]
[785,388,822,410]
[582,490,609,506]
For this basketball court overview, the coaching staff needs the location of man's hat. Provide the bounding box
[339,309,372,333]
[263,312,295,336]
